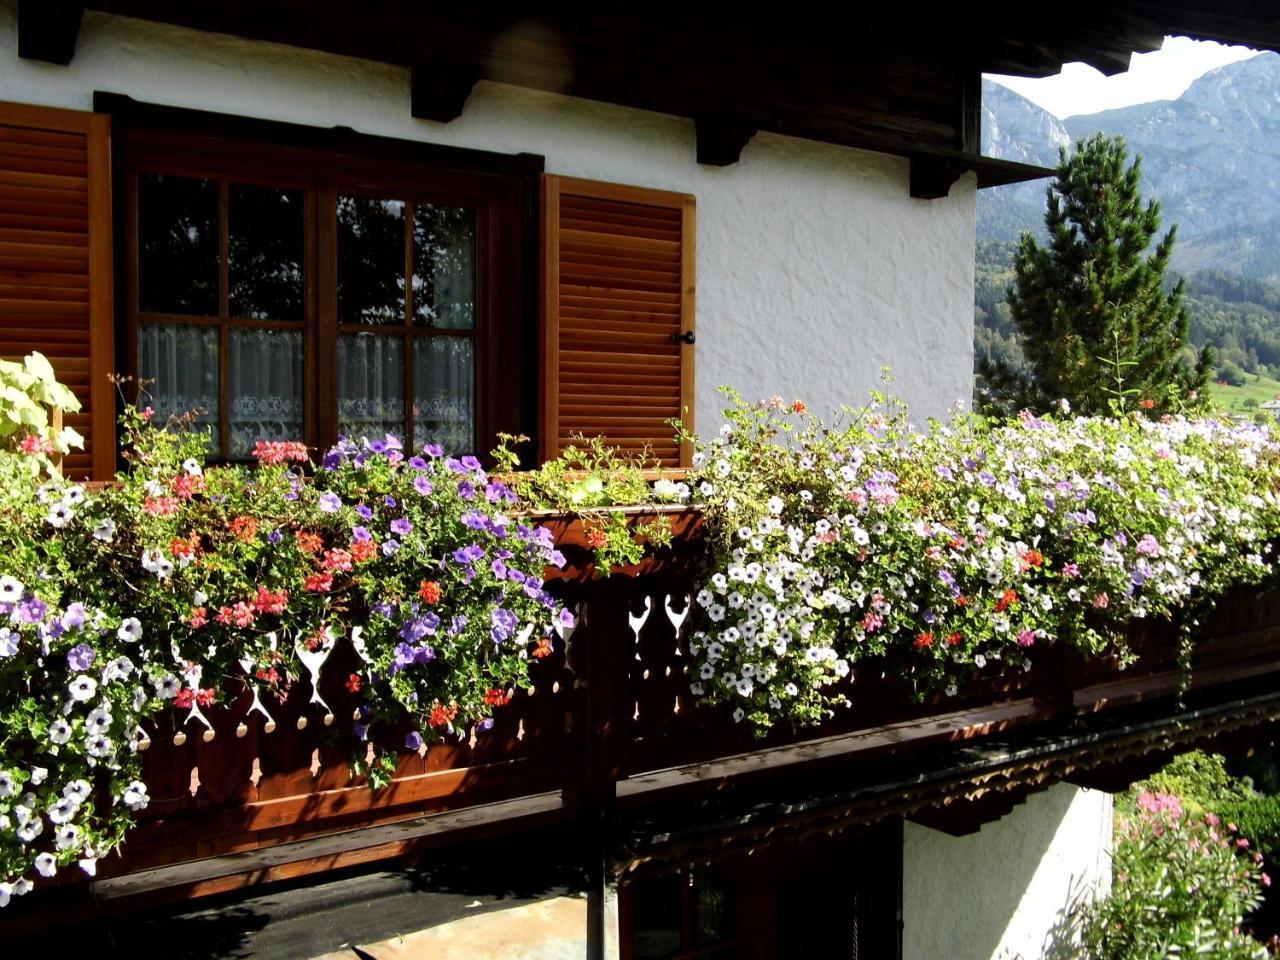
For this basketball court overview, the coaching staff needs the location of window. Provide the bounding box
[120,119,532,460]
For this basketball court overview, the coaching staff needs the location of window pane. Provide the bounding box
[138,174,219,316]
[337,195,405,325]
[229,328,304,457]
[229,184,304,320]
[413,337,474,454]
[413,204,476,329]
[631,873,683,960]
[339,332,404,441]
[690,865,733,948]
[138,323,219,450]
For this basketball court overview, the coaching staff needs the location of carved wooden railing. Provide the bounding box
[15,506,1280,911]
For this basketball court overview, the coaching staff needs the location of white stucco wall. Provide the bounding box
[0,2,976,427]
[903,783,1114,960]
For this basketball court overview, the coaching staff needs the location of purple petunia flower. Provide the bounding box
[352,526,373,543]
[382,539,401,556]
[61,602,87,630]
[66,643,94,671]
[449,614,468,635]
[405,731,424,751]
[17,597,46,624]
[559,609,576,630]
[318,492,342,513]
[491,607,517,642]
[491,558,508,580]
[457,480,475,500]
[356,503,374,520]
[390,517,413,536]
[413,476,434,496]
[452,544,484,565]
[460,455,483,473]
[423,443,444,458]
[384,496,398,509]
[408,456,428,470]
[267,529,284,544]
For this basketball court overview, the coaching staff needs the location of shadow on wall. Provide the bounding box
[902,783,1112,960]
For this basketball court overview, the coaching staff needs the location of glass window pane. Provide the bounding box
[413,337,474,454]
[339,332,404,441]
[229,328,304,457]
[413,204,476,329]
[631,873,683,960]
[229,184,304,320]
[138,174,219,316]
[690,865,733,948]
[337,195,405,325]
[138,323,219,450]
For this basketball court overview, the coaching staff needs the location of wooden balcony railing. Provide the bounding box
[10,506,1280,919]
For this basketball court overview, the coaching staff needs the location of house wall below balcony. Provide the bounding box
[902,782,1114,960]
[0,1,977,425]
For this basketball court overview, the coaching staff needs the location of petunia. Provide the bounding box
[121,780,149,810]
[48,719,70,744]
[68,675,97,702]
[117,618,143,643]
[318,492,342,513]
[66,643,95,672]
[0,576,22,602]
[0,628,17,658]
[390,517,413,536]
[34,852,56,878]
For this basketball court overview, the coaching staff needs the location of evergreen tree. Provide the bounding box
[977,134,1212,416]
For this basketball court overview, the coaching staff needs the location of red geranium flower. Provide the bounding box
[915,632,935,649]
[346,673,362,693]
[419,580,442,604]
[304,572,333,593]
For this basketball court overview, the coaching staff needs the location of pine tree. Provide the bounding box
[978,133,1212,416]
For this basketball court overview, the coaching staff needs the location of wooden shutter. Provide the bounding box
[541,175,695,466]
[0,101,114,480]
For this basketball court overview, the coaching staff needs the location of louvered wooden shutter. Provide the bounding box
[0,101,115,480]
[541,175,695,466]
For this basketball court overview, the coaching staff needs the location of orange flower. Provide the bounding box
[419,580,442,604]
[351,539,377,563]
[946,632,964,646]
[1139,398,1156,410]
[345,673,362,693]
[229,515,258,543]
[482,688,510,707]
[532,636,554,659]
[915,632,935,649]
[1020,548,1044,570]
[792,400,808,414]
[955,595,969,607]
[427,701,459,728]
[188,606,208,628]
[994,589,1019,613]
[585,528,607,550]
[169,536,200,558]
[295,531,323,554]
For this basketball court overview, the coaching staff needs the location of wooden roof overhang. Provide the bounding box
[15,3,1280,195]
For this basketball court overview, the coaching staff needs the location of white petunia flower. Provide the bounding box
[68,675,97,702]
[47,795,78,825]
[92,517,116,543]
[182,458,203,476]
[0,772,14,797]
[16,817,42,843]
[48,719,71,744]
[121,780,149,811]
[154,674,179,700]
[28,767,47,787]
[63,780,91,803]
[46,503,73,528]
[117,618,143,643]
[0,575,22,601]
[61,486,85,506]
[85,734,112,758]
[33,853,56,878]
[55,824,80,851]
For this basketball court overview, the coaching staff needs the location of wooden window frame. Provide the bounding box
[106,96,540,463]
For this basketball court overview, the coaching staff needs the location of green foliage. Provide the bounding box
[1077,792,1271,959]
[497,433,683,571]
[0,352,83,474]
[978,134,1212,417]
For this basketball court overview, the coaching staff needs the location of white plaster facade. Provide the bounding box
[0,2,975,427]
[904,783,1114,960]
[0,7,1113,956]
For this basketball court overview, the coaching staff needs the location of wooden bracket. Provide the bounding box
[410,60,481,123]
[17,0,83,65]
[908,155,970,200]
[695,117,757,167]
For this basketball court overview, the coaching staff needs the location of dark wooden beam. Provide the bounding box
[17,0,84,65]
[695,118,757,167]
[909,155,968,200]
[410,60,481,123]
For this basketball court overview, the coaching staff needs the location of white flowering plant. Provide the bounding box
[683,388,1280,734]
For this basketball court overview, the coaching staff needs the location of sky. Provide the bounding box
[987,36,1261,119]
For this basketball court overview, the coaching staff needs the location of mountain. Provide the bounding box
[979,52,1280,281]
